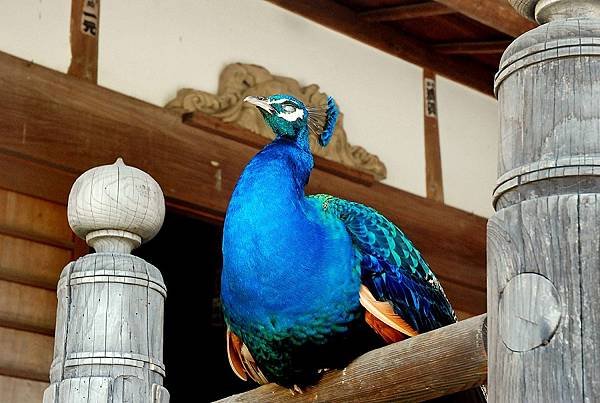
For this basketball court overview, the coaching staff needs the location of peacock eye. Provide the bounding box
[283,105,295,113]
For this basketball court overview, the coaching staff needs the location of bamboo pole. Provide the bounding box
[217,314,487,403]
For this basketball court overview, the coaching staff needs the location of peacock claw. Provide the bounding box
[290,385,303,395]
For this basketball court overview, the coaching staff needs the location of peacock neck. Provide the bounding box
[222,137,359,329]
[224,138,315,238]
[252,137,313,196]
[273,126,311,157]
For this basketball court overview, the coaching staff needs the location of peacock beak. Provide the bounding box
[244,96,275,115]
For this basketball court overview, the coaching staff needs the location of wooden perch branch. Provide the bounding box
[217,314,487,402]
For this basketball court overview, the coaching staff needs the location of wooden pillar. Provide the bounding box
[489,0,600,401]
[42,159,170,402]
[423,69,444,203]
[68,0,100,83]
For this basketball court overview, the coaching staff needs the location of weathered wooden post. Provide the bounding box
[490,0,600,401]
[43,158,170,402]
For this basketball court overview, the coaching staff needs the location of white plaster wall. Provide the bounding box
[0,0,71,73]
[437,76,499,217]
[0,0,501,217]
[98,0,426,198]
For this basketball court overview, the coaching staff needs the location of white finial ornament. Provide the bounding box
[67,157,165,253]
[45,158,170,402]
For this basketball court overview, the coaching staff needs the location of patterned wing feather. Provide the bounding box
[310,194,457,334]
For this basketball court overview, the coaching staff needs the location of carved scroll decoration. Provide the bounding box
[165,63,387,180]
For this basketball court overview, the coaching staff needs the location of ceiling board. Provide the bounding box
[390,15,510,44]
[339,0,426,12]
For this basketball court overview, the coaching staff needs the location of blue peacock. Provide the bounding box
[221,94,458,390]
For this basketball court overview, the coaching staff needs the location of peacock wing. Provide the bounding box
[308,194,457,339]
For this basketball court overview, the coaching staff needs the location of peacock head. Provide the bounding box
[244,94,338,149]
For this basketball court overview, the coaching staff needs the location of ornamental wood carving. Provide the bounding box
[165,63,387,181]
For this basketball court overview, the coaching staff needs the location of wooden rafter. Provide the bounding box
[267,0,494,96]
[434,40,512,55]
[434,0,536,37]
[360,2,455,22]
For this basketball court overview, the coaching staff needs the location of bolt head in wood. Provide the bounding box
[67,158,165,247]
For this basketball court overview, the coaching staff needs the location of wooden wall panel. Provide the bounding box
[0,189,71,244]
[0,151,76,205]
[0,375,48,403]
[0,327,53,382]
[0,51,486,316]
[0,280,56,334]
[0,187,73,391]
[0,234,69,289]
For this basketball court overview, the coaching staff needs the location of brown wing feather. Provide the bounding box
[359,285,419,339]
[364,311,408,343]
[227,328,248,381]
[226,327,269,384]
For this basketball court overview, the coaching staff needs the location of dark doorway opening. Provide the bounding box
[135,210,253,401]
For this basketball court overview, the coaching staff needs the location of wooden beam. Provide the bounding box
[0,280,56,335]
[0,150,77,205]
[0,189,72,244]
[0,375,48,403]
[434,0,536,37]
[0,51,487,316]
[0,233,69,290]
[267,0,494,96]
[0,326,53,382]
[184,113,376,186]
[423,69,444,203]
[68,0,100,82]
[360,2,455,22]
[218,314,487,402]
[434,40,511,55]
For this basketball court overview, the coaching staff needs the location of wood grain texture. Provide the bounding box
[267,0,495,95]
[423,69,444,202]
[359,2,455,21]
[435,0,537,37]
[490,13,600,402]
[67,158,165,251]
[0,152,77,205]
[498,273,560,352]
[218,314,487,402]
[0,375,48,403]
[0,326,53,382]
[68,0,99,82]
[0,280,56,335]
[434,40,511,55]
[0,51,486,316]
[510,0,600,22]
[44,161,168,401]
[0,233,70,289]
[0,188,71,243]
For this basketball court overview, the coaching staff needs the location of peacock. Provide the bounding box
[221,93,483,399]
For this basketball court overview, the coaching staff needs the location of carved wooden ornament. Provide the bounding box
[165,63,387,181]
